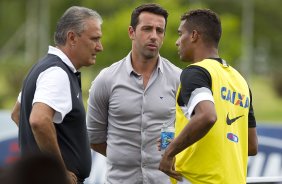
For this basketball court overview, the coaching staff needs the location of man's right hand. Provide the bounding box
[67,170,77,184]
[159,152,182,181]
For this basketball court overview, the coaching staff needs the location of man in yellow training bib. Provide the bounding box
[159,9,258,184]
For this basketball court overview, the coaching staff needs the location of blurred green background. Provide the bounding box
[0,0,282,123]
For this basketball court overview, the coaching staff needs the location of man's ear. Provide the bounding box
[67,31,77,46]
[128,26,135,40]
[191,30,199,43]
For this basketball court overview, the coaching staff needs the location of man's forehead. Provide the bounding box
[137,12,165,27]
[180,20,187,27]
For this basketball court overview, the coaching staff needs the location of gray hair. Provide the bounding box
[54,6,103,46]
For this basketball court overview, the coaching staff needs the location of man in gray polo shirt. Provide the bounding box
[86,3,181,184]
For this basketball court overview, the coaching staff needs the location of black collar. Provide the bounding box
[208,57,229,67]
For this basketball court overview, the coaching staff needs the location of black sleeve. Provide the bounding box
[179,66,256,128]
[179,66,212,106]
[248,88,257,128]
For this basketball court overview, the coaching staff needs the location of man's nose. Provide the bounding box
[150,30,158,40]
[96,41,103,52]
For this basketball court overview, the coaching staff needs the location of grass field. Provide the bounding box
[250,75,282,124]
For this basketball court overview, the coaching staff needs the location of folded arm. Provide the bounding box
[159,101,217,181]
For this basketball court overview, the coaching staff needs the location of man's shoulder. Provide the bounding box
[36,54,68,71]
[28,55,67,77]
[95,57,127,81]
[108,57,126,69]
[101,57,126,73]
[160,56,182,74]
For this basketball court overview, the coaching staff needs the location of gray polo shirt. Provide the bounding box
[87,53,181,184]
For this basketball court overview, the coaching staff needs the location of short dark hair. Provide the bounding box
[130,3,168,30]
[181,9,222,47]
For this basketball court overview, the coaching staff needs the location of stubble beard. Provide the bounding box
[143,49,159,60]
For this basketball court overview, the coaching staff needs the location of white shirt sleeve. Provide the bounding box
[33,67,72,124]
[17,92,22,103]
[185,87,214,120]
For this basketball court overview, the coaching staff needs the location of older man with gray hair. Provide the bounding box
[11,6,103,184]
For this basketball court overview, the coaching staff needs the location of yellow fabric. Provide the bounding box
[173,59,250,184]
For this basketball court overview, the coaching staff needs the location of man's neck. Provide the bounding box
[192,47,219,63]
[130,53,158,75]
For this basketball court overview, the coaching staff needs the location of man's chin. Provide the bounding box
[91,59,96,64]
[179,56,191,63]
[85,60,96,67]
[179,56,186,62]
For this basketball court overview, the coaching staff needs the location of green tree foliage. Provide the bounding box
[0,1,25,45]
[1,0,282,122]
